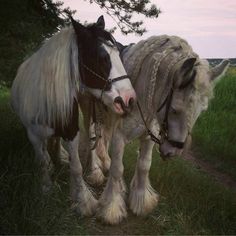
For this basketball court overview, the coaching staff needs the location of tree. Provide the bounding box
[0,0,160,86]
[0,0,74,85]
[89,0,160,35]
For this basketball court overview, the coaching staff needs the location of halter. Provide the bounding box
[81,63,130,100]
[136,55,194,150]
[80,61,130,150]
[137,87,184,149]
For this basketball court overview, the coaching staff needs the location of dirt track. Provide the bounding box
[183,150,236,191]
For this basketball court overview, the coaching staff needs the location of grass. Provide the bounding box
[192,67,236,180]
[0,69,236,235]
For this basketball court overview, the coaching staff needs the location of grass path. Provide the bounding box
[183,150,236,191]
[1,69,236,235]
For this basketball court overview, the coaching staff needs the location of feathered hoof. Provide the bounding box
[129,185,159,216]
[97,194,127,225]
[86,167,106,186]
[73,195,98,217]
[42,172,53,193]
[71,184,98,217]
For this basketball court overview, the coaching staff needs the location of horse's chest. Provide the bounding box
[121,113,160,143]
[121,113,145,142]
[54,99,79,141]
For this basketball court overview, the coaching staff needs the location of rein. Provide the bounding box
[136,87,173,146]
[137,101,161,145]
[137,84,185,150]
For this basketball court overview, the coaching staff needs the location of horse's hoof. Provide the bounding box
[97,194,127,225]
[129,185,159,216]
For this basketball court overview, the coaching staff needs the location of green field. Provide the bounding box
[0,68,236,235]
[192,67,236,179]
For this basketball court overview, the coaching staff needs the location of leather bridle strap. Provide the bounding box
[168,140,184,149]
[136,87,174,146]
[157,88,185,149]
[159,88,174,135]
[111,75,130,83]
[81,63,130,85]
[137,101,161,145]
[81,63,130,100]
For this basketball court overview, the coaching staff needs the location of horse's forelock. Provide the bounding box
[87,23,115,46]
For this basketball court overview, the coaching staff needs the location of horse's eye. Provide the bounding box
[170,107,178,114]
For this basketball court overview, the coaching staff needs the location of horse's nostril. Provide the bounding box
[114,96,123,105]
[128,97,135,108]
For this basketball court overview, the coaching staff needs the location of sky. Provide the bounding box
[61,0,236,58]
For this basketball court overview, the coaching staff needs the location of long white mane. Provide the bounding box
[11,27,79,126]
[122,35,213,127]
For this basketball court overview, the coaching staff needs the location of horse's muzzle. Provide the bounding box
[114,96,135,115]
[159,139,184,160]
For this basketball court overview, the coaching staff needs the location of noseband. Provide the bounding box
[156,88,184,149]
[81,63,130,100]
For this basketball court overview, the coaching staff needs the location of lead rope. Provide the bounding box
[136,86,174,146]
[90,98,103,150]
[136,101,161,145]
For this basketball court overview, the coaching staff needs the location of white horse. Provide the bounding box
[81,35,229,224]
[11,16,136,217]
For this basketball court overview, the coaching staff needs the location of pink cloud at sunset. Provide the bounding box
[62,0,236,58]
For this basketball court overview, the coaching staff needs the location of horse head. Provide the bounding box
[158,58,229,159]
[71,16,136,115]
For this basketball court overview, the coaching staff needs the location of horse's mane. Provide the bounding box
[11,27,79,126]
[122,35,213,127]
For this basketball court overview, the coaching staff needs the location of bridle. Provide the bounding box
[79,39,130,101]
[79,43,131,150]
[81,63,130,100]
[136,52,197,150]
[137,87,184,149]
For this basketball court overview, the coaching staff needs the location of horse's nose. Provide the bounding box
[128,97,135,108]
[114,96,134,114]
[114,96,124,106]
[160,152,173,161]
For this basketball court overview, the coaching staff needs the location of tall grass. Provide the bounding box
[0,76,236,235]
[192,67,236,179]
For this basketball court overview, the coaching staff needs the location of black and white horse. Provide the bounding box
[11,16,136,216]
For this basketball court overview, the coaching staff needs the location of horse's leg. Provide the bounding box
[129,136,159,216]
[48,137,69,169]
[27,126,53,192]
[67,130,98,216]
[96,128,111,173]
[97,129,127,225]
[86,123,106,186]
[80,98,106,186]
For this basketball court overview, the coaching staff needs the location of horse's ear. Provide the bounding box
[210,59,229,83]
[70,16,88,42]
[182,58,197,71]
[177,57,197,89]
[96,15,105,29]
[116,42,126,53]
